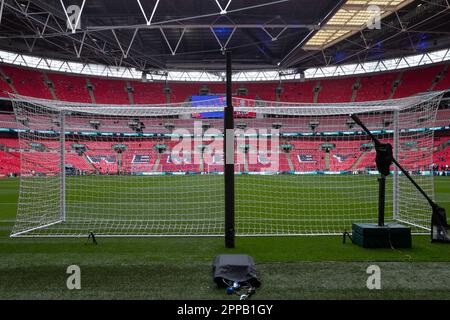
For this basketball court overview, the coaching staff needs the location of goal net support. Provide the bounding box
[10,92,444,237]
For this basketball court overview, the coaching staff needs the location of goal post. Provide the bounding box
[11,98,64,236]
[231,92,443,235]
[9,91,444,237]
[11,97,227,237]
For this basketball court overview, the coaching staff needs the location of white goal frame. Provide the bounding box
[9,91,445,237]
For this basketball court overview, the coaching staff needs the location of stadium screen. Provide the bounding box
[191,95,256,118]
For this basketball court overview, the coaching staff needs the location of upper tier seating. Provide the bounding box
[130,81,166,104]
[279,81,316,103]
[1,66,52,99]
[434,67,450,91]
[169,83,201,103]
[0,63,447,105]
[47,73,91,103]
[317,78,355,103]
[393,65,443,98]
[90,78,130,104]
[355,72,398,101]
[0,76,11,97]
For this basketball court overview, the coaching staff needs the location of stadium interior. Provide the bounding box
[0,0,449,301]
[0,0,448,178]
[0,61,449,177]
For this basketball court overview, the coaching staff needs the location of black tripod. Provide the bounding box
[351,114,449,242]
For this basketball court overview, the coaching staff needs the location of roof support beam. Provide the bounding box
[214,0,232,15]
[160,27,186,55]
[210,26,236,52]
[241,28,275,64]
[73,31,86,58]
[136,0,160,25]
[3,0,166,69]
[261,25,288,41]
[13,0,31,16]
[23,36,37,52]
[88,23,317,32]
[111,29,126,58]
[0,0,4,24]
[124,28,139,59]
[111,29,140,59]
[278,29,315,66]
[39,13,51,37]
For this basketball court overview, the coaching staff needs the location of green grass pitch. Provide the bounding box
[14,174,395,236]
[0,176,449,299]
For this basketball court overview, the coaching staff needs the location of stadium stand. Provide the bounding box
[89,78,130,104]
[393,65,443,98]
[279,81,316,103]
[0,63,448,104]
[130,81,166,104]
[434,67,450,91]
[0,135,448,175]
[0,62,448,176]
[433,137,450,169]
[1,66,52,100]
[168,82,201,103]
[355,72,398,101]
[0,151,20,175]
[0,137,20,148]
[246,83,277,101]
[47,73,91,103]
[317,78,356,103]
[0,77,12,97]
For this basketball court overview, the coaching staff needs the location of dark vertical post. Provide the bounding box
[224,50,235,248]
[378,176,386,226]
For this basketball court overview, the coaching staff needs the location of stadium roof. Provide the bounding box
[0,0,449,72]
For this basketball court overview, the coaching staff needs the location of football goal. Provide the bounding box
[10,91,444,237]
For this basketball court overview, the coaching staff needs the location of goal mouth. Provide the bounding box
[8,91,444,237]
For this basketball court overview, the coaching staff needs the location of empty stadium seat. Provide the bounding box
[0,63,448,104]
[1,66,52,99]
[47,73,91,103]
[393,65,443,98]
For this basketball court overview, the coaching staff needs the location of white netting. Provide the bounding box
[231,93,443,235]
[10,91,444,237]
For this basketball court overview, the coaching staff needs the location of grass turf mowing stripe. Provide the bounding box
[0,177,449,299]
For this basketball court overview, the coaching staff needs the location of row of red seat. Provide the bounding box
[1,137,447,175]
[0,107,448,134]
[0,151,20,174]
[0,63,449,104]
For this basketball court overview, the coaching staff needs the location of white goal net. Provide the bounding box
[10,91,444,237]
